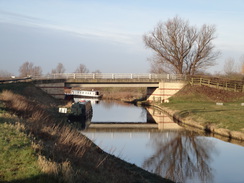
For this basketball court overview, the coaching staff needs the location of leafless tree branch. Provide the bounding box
[143,16,220,75]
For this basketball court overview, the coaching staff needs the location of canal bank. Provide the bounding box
[0,83,173,183]
[146,84,244,143]
[151,104,244,143]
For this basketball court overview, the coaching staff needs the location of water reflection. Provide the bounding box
[81,103,217,182]
[71,100,244,183]
[143,131,216,183]
[67,115,92,130]
[146,107,183,130]
[86,105,183,131]
[91,100,146,123]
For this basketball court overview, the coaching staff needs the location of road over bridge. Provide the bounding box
[32,73,187,102]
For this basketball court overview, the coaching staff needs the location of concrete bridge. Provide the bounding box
[32,73,187,102]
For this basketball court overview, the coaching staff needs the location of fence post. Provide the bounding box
[190,77,194,85]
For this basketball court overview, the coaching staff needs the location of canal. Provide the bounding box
[80,100,244,183]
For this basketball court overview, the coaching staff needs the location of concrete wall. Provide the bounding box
[35,82,65,99]
[146,107,182,130]
[147,81,186,103]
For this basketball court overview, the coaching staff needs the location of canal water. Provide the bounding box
[80,100,244,183]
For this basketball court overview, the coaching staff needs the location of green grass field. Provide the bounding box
[162,85,244,131]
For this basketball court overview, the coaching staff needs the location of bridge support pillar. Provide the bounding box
[35,82,65,99]
[147,81,186,103]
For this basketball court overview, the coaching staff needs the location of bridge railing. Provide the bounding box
[32,73,186,80]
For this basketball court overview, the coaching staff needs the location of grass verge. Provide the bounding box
[160,85,244,133]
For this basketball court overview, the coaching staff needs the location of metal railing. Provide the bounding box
[32,73,186,80]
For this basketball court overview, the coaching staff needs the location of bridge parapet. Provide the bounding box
[32,73,186,81]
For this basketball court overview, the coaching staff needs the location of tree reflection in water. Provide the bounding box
[143,131,217,183]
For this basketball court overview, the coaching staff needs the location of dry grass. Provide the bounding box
[0,88,171,183]
[38,155,75,183]
[0,90,93,181]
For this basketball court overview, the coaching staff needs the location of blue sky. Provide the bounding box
[0,0,244,75]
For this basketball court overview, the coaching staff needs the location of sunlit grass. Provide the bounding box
[0,121,41,182]
[163,91,244,131]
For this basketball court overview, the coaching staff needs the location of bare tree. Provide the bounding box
[148,55,174,74]
[143,131,215,183]
[32,66,42,77]
[19,62,33,77]
[143,16,220,75]
[0,70,13,79]
[224,57,235,75]
[92,69,101,74]
[239,55,244,75]
[19,61,42,77]
[74,64,89,73]
[51,63,65,74]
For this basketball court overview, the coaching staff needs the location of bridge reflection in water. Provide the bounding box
[86,106,182,131]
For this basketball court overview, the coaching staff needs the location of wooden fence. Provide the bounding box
[189,76,244,92]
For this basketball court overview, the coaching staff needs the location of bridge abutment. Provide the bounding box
[34,82,65,99]
[147,81,186,102]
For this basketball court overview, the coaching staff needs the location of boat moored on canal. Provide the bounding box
[65,89,102,99]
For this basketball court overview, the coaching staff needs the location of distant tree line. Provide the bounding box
[221,56,244,79]
[16,61,100,78]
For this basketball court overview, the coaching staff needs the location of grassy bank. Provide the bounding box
[0,83,172,183]
[159,85,244,139]
[0,96,58,182]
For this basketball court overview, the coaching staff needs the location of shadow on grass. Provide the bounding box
[191,109,228,113]
[176,109,230,118]
[0,174,60,183]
